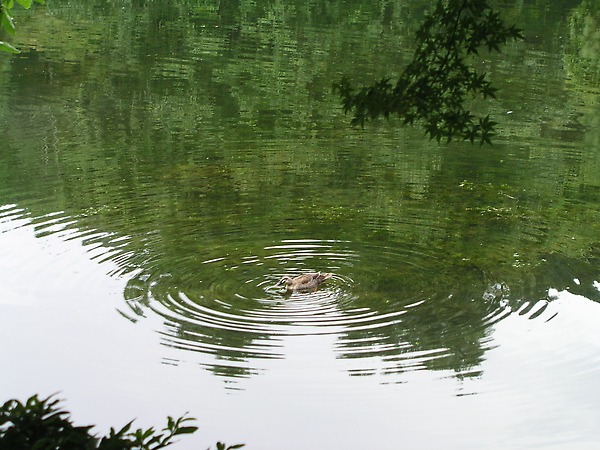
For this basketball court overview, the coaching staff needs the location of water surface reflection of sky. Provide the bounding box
[2,214,600,449]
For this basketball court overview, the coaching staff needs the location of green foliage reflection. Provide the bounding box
[0,0,598,383]
[567,0,600,87]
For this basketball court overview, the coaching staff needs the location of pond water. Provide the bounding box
[2,0,600,448]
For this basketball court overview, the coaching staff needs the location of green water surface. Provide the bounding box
[1,1,600,448]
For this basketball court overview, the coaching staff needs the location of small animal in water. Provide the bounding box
[276,272,333,291]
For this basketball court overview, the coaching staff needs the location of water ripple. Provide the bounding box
[4,206,587,384]
[116,237,523,381]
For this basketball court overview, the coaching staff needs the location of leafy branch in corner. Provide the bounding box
[0,0,45,53]
[0,394,245,450]
[334,0,524,145]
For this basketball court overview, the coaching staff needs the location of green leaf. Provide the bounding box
[15,0,33,9]
[141,426,155,440]
[0,41,21,53]
[166,415,175,430]
[146,434,162,446]
[1,8,16,35]
[173,425,199,436]
[115,420,134,437]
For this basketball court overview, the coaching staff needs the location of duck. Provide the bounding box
[276,272,332,291]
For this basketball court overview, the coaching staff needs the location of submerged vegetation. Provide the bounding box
[0,394,244,450]
[334,0,524,144]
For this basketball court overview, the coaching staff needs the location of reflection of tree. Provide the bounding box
[337,250,600,377]
[567,1,600,86]
[566,1,600,157]
[336,259,493,376]
[163,320,273,381]
[1,0,600,382]
[122,269,282,381]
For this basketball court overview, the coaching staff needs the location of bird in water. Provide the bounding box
[276,272,332,291]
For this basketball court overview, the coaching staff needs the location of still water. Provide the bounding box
[2,0,600,448]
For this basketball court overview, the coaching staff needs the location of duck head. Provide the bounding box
[276,276,293,287]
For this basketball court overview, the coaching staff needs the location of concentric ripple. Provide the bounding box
[4,204,589,383]
[116,236,528,380]
[0,205,524,376]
